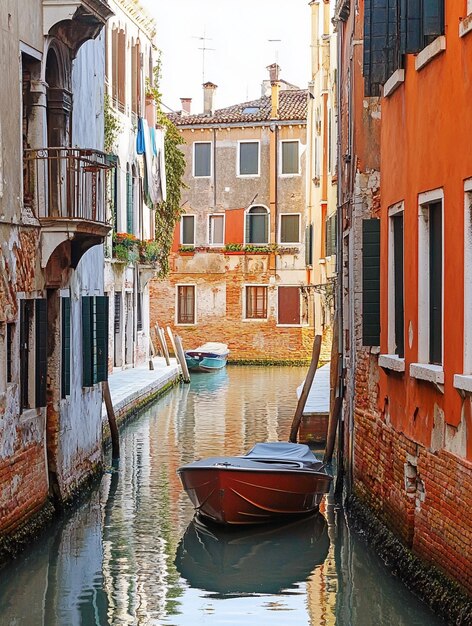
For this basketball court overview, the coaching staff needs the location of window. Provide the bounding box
[279,214,300,244]
[19,299,47,410]
[136,291,143,332]
[61,297,71,398]
[6,323,14,384]
[209,214,225,245]
[193,142,211,177]
[177,285,196,324]
[388,206,404,358]
[278,287,301,325]
[238,141,259,176]
[463,182,472,373]
[280,140,300,175]
[362,219,381,346]
[82,296,109,387]
[326,213,337,257]
[245,286,268,320]
[126,163,133,234]
[181,215,195,246]
[363,0,445,96]
[246,206,269,244]
[417,193,443,365]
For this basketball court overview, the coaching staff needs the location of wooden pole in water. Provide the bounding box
[159,326,171,365]
[289,334,322,443]
[174,334,191,383]
[324,312,341,463]
[103,380,120,459]
[155,324,170,366]
[166,325,179,361]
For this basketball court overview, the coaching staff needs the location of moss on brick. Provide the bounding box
[347,493,472,626]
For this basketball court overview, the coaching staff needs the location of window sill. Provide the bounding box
[410,362,444,384]
[383,69,405,97]
[243,318,268,323]
[453,374,472,393]
[459,13,472,38]
[415,36,446,71]
[379,354,405,372]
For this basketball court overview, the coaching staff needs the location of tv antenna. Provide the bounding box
[268,38,282,65]
[193,28,215,83]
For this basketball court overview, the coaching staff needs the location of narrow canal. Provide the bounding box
[0,367,445,625]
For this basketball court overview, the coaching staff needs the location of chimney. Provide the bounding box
[203,81,217,115]
[180,97,192,115]
[267,63,281,119]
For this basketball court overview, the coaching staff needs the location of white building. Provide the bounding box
[104,0,162,370]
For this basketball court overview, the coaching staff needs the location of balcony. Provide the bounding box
[24,147,112,281]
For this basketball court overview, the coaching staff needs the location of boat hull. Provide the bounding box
[185,354,228,372]
[178,466,331,525]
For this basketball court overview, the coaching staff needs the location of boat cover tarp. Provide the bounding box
[245,442,318,463]
[187,342,229,356]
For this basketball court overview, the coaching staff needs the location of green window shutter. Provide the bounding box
[126,169,133,234]
[362,219,381,346]
[35,298,47,408]
[61,297,71,398]
[305,223,313,266]
[82,296,93,387]
[95,295,109,383]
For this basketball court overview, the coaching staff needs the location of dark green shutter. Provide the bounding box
[82,296,93,387]
[95,296,109,383]
[362,219,381,346]
[393,215,404,358]
[35,299,47,408]
[126,169,133,234]
[305,223,313,266]
[429,203,442,364]
[61,297,71,398]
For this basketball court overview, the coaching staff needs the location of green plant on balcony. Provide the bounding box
[140,239,161,265]
[112,232,139,263]
[104,94,122,154]
[224,243,243,252]
[179,245,195,253]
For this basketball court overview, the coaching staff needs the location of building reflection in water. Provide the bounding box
[0,366,444,626]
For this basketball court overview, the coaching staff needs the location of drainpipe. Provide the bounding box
[268,64,280,273]
[213,127,217,209]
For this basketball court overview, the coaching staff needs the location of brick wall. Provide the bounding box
[150,258,315,363]
[0,444,49,535]
[353,352,472,594]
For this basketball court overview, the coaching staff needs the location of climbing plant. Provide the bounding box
[146,52,187,279]
[104,93,121,154]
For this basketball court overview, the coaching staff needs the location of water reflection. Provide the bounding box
[0,367,445,626]
[175,513,329,597]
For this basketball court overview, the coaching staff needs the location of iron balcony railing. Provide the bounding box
[24,147,111,225]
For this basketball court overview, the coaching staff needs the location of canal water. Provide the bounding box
[0,367,445,626]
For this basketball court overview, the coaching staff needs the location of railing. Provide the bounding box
[24,147,111,225]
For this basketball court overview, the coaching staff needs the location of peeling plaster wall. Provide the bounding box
[52,37,107,499]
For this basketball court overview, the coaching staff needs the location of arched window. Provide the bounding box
[246,206,269,244]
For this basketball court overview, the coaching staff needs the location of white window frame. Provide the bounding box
[237,140,260,177]
[380,202,405,372]
[175,283,197,326]
[208,213,225,246]
[454,179,472,392]
[244,204,270,246]
[278,213,301,245]
[243,284,269,322]
[410,188,444,384]
[279,139,301,177]
[276,285,308,327]
[192,141,212,178]
[180,214,196,246]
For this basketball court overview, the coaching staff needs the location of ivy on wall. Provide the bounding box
[146,53,187,279]
[104,93,121,154]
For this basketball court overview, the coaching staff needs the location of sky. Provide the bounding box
[141,0,311,114]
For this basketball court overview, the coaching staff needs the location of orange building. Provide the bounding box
[338,0,472,610]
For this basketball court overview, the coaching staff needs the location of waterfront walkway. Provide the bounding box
[103,357,181,424]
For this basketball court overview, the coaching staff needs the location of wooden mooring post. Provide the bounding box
[103,380,120,460]
[155,324,171,366]
[174,334,191,383]
[289,335,322,443]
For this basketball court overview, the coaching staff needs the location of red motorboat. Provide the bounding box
[177,442,332,525]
